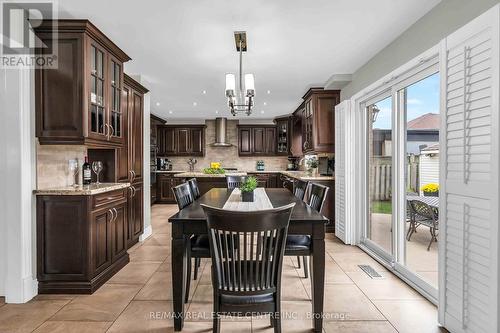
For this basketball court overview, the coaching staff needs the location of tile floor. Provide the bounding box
[0,204,447,333]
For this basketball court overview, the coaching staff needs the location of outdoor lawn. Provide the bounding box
[371,200,392,214]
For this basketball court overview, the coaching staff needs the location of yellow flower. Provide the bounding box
[422,183,439,193]
[210,162,221,169]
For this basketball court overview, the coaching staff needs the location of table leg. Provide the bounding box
[172,234,187,331]
[310,236,325,332]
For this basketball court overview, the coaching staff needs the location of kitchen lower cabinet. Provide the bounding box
[127,182,144,246]
[156,173,183,203]
[248,173,279,188]
[36,189,129,294]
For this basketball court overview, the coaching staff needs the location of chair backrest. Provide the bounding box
[226,175,248,190]
[409,200,437,221]
[187,178,200,199]
[293,179,309,201]
[201,203,295,295]
[305,183,329,214]
[172,182,194,210]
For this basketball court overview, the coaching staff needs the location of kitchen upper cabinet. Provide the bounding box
[156,126,206,157]
[275,116,291,156]
[157,127,176,156]
[35,20,131,147]
[301,88,340,154]
[237,125,277,156]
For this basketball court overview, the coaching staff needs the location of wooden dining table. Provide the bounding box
[168,188,329,332]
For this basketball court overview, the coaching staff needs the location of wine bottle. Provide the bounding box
[82,156,92,185]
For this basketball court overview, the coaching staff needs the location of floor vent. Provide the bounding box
[358,264,383,279]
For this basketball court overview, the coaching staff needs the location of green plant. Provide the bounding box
[240,176,258,193]
[202,167,226,174]
[421,183,439,193]
[307,158,318,169]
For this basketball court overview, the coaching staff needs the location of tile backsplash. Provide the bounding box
[36,143,86,189]
[166,119,289,171]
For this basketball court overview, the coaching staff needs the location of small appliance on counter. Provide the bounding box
[157,157,172,171]
[256,160,265,171]
[318,156,334,176]
[286,156,300,171]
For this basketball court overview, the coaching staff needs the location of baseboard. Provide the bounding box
[139,224,153,242]
[6,277,37,303]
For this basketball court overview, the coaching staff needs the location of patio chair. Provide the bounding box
[201,203,295,333]
[407,200,439,251]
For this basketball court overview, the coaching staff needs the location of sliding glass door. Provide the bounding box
[360,63,440,301]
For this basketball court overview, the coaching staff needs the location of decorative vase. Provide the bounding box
[423,191,439,197]
[241,190,255,202]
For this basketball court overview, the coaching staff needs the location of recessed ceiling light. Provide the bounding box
[263,102,267,106]
[156,102,160,106]
[260,110,265,114]
[267,90,271,94]
[215,110,219,114]
[193,102,197,106]
[202,90,207,95]
[168,110,173,114]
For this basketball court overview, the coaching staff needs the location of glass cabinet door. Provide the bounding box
[109,58,122,141]
[277,120,288,154]
[90,43,106,138]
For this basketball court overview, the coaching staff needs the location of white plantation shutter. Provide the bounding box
[439,5,499,333]
[335,100,352,244]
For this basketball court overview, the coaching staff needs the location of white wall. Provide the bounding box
[141,92,152,239]
[0,67,37,302]
[340,0,500,99]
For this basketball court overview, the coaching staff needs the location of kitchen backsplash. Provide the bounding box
[166,119,289,171]
[36,143,86,189]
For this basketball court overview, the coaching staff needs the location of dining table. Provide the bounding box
[168,188,329,332]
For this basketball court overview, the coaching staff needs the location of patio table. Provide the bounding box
[168,188,328,332]
[407,195,439,209]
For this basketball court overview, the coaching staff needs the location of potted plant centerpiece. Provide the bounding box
[306,157,319,176]
[240,176,258,202]
[421,183,439,197]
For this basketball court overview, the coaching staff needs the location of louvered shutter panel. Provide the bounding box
[335,100,352,244]
[439,5,499,333]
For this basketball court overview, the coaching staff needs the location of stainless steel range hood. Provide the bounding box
[211,117,233,147]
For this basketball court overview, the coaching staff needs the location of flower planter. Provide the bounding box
[241,190,255,202]
[423,191,439,197]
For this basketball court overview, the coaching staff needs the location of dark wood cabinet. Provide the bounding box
[127,183,144,246]
[248,173,279,188]
[150,114,166,141]
[35,20,131,147]
[156,173,183,203]
[301,88,340,154]
[237,125,277,156]
[157,127,176,156]
[275,117,291,156]
[157,126,206,157]
[37,189,129,294]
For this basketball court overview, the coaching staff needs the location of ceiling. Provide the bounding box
[58,0,440,120]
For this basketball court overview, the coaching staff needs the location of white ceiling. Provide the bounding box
[58,0,440,120]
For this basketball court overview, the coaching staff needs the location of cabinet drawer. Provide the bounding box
[92,189,126,210]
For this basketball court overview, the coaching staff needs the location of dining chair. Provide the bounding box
[287,179,309,276]
[172,182,210,302]
[286,182,329,278]
[226,175,248,190]
[201,203,295,333]
[408,200,439,250]
[187,178,201,199]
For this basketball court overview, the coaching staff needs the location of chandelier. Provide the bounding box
[225,31,255,116]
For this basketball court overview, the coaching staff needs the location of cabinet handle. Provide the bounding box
[104,124,109,139]
[109,125,115,137]
[128,187,134,198]
[132,187,136,197]
[131,170,136,182]
[113,208,118,222]
[109,208,115,222]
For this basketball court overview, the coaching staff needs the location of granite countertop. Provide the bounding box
[280,171,335,181]
[174,172,248,178]
[172,170,334,181]
[34,183,131,196]
[155,170,187,173]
